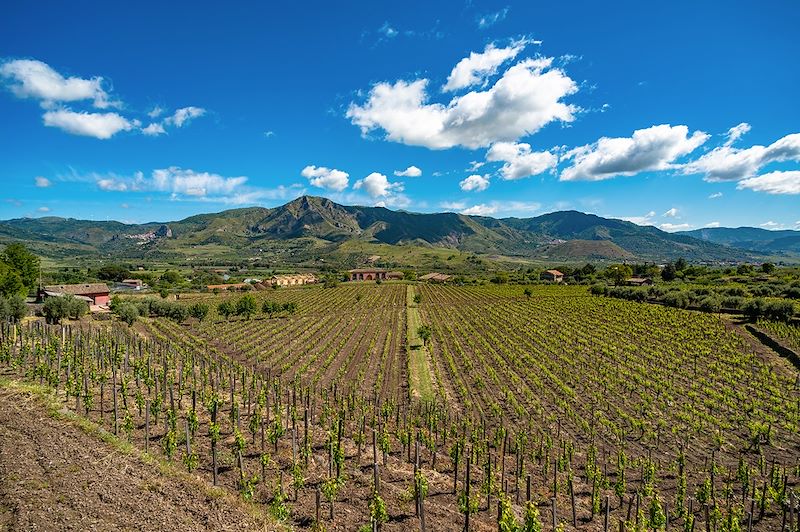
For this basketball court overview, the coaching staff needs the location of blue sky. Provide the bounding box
[1,1,799,231]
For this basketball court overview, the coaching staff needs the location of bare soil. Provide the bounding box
[0,383,269,532]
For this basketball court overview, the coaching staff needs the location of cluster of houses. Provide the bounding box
[347,268,453,283]
[207,273,318,291]
[540,269,653,286]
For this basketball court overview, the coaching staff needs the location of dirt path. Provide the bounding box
[0,380,271,532]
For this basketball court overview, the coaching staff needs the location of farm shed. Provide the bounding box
[540,270,564,283]
[625,277,654,286]
[419,272,453,283]
[40,283,111,306]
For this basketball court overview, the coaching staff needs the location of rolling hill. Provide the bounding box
[0,195,765,264]
[678,227,800,255]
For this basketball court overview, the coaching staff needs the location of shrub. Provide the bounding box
[698,296,722,313]
[742,298,766,321]
[662,291,690,309]
[721,296,744,310]
[116,302,139,326]
[763,300,795,322]
[589,284,607,296]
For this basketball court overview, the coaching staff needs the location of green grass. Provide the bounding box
[406,285,435,402]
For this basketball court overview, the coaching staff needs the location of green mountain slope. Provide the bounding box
[678,227,800,255]
[0,196,760,263]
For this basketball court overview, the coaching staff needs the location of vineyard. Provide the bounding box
[1,283,799,531]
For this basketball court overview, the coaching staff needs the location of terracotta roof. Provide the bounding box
[349,268,387,273]
[43,283,109,296]
[544,270,564,276]
[419,272,452,281]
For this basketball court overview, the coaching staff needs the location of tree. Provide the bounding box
[0,295,27,322]
[604,264,633,286]
[96,264,130,282]
[116,302,139,326]
[263,300,279,318]
[42,295,87,324]
[160,270,183,285]
[760,262,776,274]
[1,243,39,293]
[417,325,432,347]
[413,293,422,304]
[661,262,677,282]
[236,294,258,319]
[581,263,596,276]
[282,301,297,315]
[188,303,210,321]
[674,257,688,272]
[0,264,25,297]
[218,300,235,320]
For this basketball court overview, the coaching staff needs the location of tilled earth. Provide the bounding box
[0,384,270,532]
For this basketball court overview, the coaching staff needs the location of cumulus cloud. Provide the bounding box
[682,132,800,181]
[90,167,297,205]
[37,206,50,213]
[486,141,557,179]
[301,165,350,192]
[0,58,114,108]
[705,221,720,228]
[560,124,708,181]
[1,58,204,139]
[164,106,206,127]
[724,122,751,147]
[663,207,678,218]
[347,55,578,150]
[737,170,800,195]
[461,200,540,217]
[34,176,51,188]
[440,201,467,211]
[443,40,526,92]
[708,192,723,199]
[459,174,490,192]
[620,211,656,226]
[477,7,509,28]
[353,172,403,198]
[659,222,692,232]
[142,122,166,136]
[43,109,134,139]
[394,165,422,177]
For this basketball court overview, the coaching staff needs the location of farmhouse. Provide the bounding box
[40,283,111,306]
[540,270,564,283]
[348,268,388,281]
[269,273,317,287]
[386,271,404,280]
[625,277,654,286]
[419,272,453,283]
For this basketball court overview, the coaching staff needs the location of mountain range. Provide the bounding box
[0,195,796,266]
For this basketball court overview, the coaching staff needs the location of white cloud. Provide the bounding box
[705,221,720,228]
[663,207,678,218]
[378,22,398,38]
[443,40,526,92]
[724,122,751,147]
[486,141,557,179]
[37,206,50,213]
[440,201,466,211]
[461,200,540,217]
[737,170,800,195]
[394,165,422,177]
[347,55,578,150]
[708,192,723,199]
[43,109,133,139]
[560,124,708,181]
[34,176,51,188]
[459,174,490,192]
[353,172,403,198]
[142,122,166,136]
[682,132,800,181]
[301,165,350,192]
[620,211,656,226]
[461,203,497,216]
[0,59,113,108]
[164,106,206,127]
[467,161,485,172]
[760,221,782,229]
[659,222,692,232]
[90,167,296,205]
[264,130,275,138]
[147,106,164,118]
[477,7,509,28]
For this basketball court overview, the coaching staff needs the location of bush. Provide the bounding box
[116,302,139,326]
[589,284,607,296]
[662,291,690,309]
[0,294,26,322]
[698,296,722,313]
[721,296,745,310]
[763,300,795,322]
[742,298,766,321]
[42,295,88,324]
[188,303,210,321]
